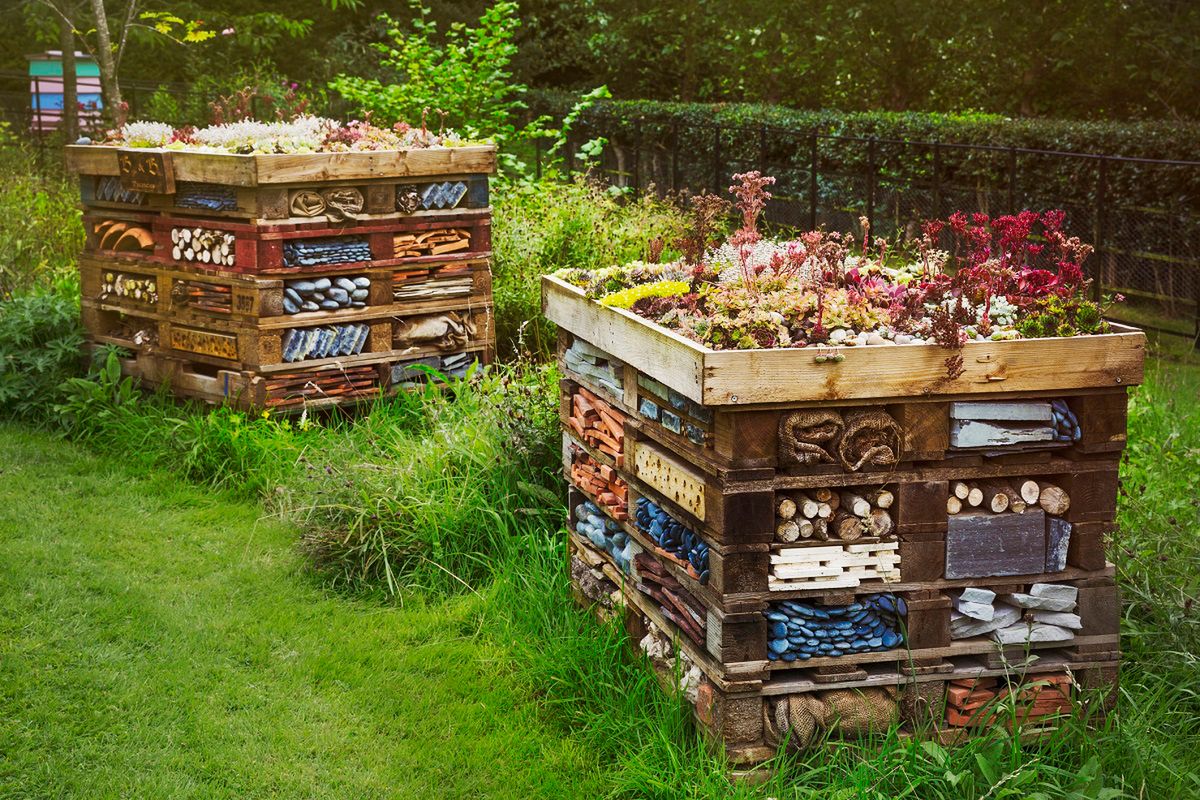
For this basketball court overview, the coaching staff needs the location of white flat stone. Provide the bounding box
[993,622,1075,645]
[1030,583,1079,602]
[1032,611,1083,630]
[950,603,1021,639]
[954,599,995,621]
[959,587,997,604]
[1007,593,1076,612]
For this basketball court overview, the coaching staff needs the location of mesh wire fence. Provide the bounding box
[561,114,1199,342]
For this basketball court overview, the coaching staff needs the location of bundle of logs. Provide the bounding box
[563,338,624,398]
[768,542,900,591]
[100,271,158,305]
[778,407,903,471]
[946,479,1069,516]
[280,323,371,362]
[570,449,627,519]
[392,228,471,258]
[263,365,379,408]
[392,264,473,301]
[634,497,710,584]
[283,237,373,268]
[945,674,1072,728]
[764,594,906,662]
[574,499,638,574]
[172,280,230,313]
[775,487,894,543]
[95,220,154,252]
[393,312,476,353]
[172,226,236,266]
[950,584,1080,645]
[390,352,477,387]
[634,552,707,646]
[950,400,1082,450]
[284,276,370,313]
[567,387,626,465]
[175,182,237,212]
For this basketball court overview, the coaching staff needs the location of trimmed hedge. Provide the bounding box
[529,91,1200,215]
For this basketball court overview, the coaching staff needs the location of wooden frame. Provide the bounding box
[65,145,497,186]
[543,274,1147,406]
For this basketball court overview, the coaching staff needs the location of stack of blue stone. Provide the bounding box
[281,323,371,362]
[575,500,637,574]
[765,593,907,662]
[1050,399,1082,442]
[283,237,373,267]
[284,276,370,313]
[175,182,238,211]
[635,497,709,585]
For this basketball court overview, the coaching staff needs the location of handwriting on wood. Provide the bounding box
[118,150,175,195]
[169,325,238,360]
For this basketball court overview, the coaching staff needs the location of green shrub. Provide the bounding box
[528,93,1200,214]
[0,146,85,298]
[0,293,84,420]
[491,177,685,358]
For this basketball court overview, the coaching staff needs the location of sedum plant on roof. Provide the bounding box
[555,172,1119,358]
[100,115,472,154]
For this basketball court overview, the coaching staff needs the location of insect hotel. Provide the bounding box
[65,131,495,409]
[545,182,1145,763]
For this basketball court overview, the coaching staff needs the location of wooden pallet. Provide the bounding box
[543,274,1145,406]
[79,254,491,327]
[81,209,491,274]
[64,144,498,186]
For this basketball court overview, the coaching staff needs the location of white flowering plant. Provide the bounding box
[102,115,470,154]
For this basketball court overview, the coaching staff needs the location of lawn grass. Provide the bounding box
[0,425,602,799]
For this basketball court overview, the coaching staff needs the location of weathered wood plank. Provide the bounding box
[65,145,498,186]
[543,275,707,403]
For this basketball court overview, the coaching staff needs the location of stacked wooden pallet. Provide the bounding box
[546,273,1144,765]
[66,144,497,410]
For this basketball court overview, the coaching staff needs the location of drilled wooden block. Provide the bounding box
[634,440,707,521]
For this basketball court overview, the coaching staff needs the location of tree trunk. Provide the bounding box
[87,0,123,122]
[59,13,78,140]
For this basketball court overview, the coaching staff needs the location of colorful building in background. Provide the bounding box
[27,50,102,133]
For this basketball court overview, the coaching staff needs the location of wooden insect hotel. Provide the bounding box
[64,144,496,409]
[546,273,1145,763]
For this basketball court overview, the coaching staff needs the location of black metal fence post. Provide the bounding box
[1007,147,1017,212]
[866,138,877,234]
[808,133,818,230]
[671,121,679,192]
[1093,158,1108,303]
[712,125,722,193]
[632,119,641,195]
[932,143,942,221]
[758,123,767,174]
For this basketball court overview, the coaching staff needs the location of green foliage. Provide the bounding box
[329,1,527,145]
[0,293,83,420]
[0,146,85,298]
[529,93,1200,214]
[490,177,685,358]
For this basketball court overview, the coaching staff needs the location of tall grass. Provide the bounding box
[491,177,685,359]
[0,143,83,299]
